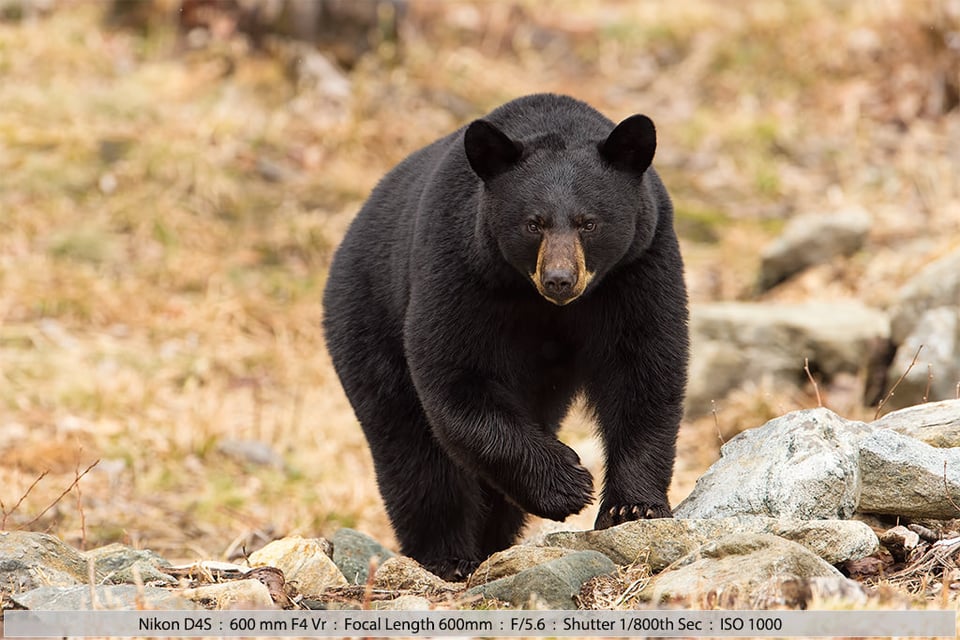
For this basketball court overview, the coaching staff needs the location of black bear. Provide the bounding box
[323,94,688,580]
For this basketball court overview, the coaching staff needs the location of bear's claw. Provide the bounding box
[593,501,672,529]
[423,557,480,582]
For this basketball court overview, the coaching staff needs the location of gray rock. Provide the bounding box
[372,595,433,610]
[217,438,285,468]
[0,531,95,591]
[751,575,867,609]
[247,536,347,596]
[879,525,920,563]
[872,399,960,447]
[758,209,871,291]
[180,579,275,609]
[372,557,461,593]
[467,546,576,588]
[766,519,878,565]
[857,429,960,519]
[10,585,196,610]
[687,303,889,417]
[675,408,872,519]
[85,543,175,585]
[539,516,876,570]
[641,534,854,607]
[332,528,395,585]
[890,247,960,343]
[541,520,701,571]
[884,308,960,410]
[467,551,615,609]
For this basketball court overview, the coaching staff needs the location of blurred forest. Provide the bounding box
[0,0,958,561]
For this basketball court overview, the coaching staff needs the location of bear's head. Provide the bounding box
[464,114,658,306]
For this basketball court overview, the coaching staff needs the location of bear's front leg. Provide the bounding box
[586,341,686,530]
[408,356,594,521]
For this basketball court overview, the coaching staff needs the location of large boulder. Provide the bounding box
[539,516,877,569]
[857,428,960,519]
[640,534,861,607]
[758,209,871,291]
[674,408,872,519]
[884,307,960,410]
[889,247,960,344]
[872,399,960,448]
[687,303,889,417]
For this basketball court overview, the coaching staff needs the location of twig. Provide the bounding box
[74,455,88,550]
[1,471,50,529]
[922,364,933,403]
[907,523,940,543]
[804,358,822,407]
[712,400,725,445]
[25,460,100,529]
[875,344,923,419]
[945,461,960,516]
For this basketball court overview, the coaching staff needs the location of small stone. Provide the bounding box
[879,526,920,563]
[372,557,461,593]
[0,531,94,591]
[467,546,576,588]
[332,528,395,585]
[372,595,433,610]
[11,585,196,610]
[180,579,275,609]
[217,438,285,469]
[247,536,347,597]
[85,543,174,585]
[467,551,615,610]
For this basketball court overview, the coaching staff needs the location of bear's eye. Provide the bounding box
[580,220,597,232]
[526,221,541,234]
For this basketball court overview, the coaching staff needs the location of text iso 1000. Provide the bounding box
[721,616,784,632]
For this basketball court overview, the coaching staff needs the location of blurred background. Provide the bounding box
[0,0,958,561]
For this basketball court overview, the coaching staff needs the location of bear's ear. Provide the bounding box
[599,114,657,175]
[464,119,524,182]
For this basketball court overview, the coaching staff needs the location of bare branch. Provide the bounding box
[24,460,100,529]
[1,470,50,529]
[712,400,725,445]
[75,454,89,550]
[875,344,923,420]
[945,460,960,516]
[804,358,822,407]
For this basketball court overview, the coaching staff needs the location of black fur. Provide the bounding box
[323,94,689,580]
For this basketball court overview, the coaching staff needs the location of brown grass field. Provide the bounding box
[1,0,959,611]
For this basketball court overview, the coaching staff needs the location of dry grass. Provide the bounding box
[0,1,958,593]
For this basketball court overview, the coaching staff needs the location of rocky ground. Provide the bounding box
[3,401,958,614]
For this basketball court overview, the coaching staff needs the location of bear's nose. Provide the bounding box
[543,268,577,297]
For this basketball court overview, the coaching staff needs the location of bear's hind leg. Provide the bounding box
[344,368,485,581]
[371,424,486,581]
[478,483,526,558]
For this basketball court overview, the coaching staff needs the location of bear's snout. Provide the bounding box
[532,231,593,305]
[542,267,577,300]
